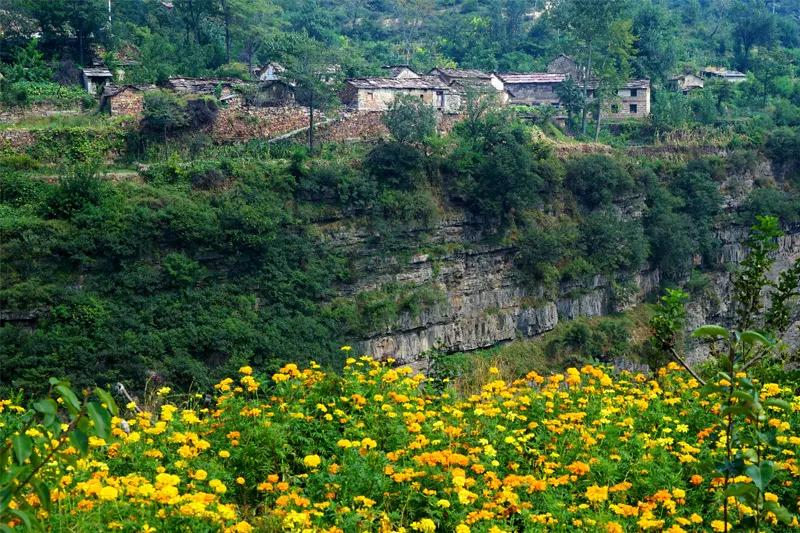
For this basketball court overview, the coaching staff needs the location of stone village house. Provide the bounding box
[100,84,157,116]
[81,65,114,95]
[341,76,460,113]
[495,55,651,120]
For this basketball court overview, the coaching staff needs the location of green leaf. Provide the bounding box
[763,500,793,523]
[0,487,12,514]
[692,325,730,339]
[87,402,111,440]
[32,480,51,512]
[32,399,57,416]
[94,388,118,417]
[699,383,726,397]
[55,385,81,415]
[725,483,757,498]
[48,377,61,386]
[764,398,791,411]
[11,434,32,466]
[69,429,89,455]
[740,330,773,346]
[10,509,33,531]
[0,524,14,533]
[745,462,774,492]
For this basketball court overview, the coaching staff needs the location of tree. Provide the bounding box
[632,1,680,81]
[552,0,630,134]
[731,0,776,70]
[21,0,107,64]
[592,18,635,141]
[555,77,586,132]
[287,35,339,153]
[750,48,792,106]
[382,94,437,145]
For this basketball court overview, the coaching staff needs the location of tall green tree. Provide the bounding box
[552,0,631,134]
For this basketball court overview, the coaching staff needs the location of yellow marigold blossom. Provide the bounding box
[239,366,253,375]
[411,518,436,532]
[585,485,609,503]
[98,486,118,501]
[303,454,322,468]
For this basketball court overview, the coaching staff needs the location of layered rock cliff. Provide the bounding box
[319,156,800,369]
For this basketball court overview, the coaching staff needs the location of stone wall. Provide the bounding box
[109,90,145,117]
[210,106,312,143]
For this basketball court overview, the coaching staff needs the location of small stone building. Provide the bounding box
[669,73,704,94]
[341,76,459,113]
[81,66,114,95]
[244,79,296,107]
[700,67,746,83]
[602,79,651,119]
[253,62,285,81]
[496,73,567,107]
[100,84,157,116]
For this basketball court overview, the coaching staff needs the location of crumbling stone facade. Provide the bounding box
[211,106,312,143]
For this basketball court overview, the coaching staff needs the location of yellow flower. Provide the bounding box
[218,450,231,458]
[193,469,208,481]
[239,366,253,375]
[236,477,245,485]
[98,486,119,501]
[436,499,450,508]
[455,526,470,533]
[340,345,352,352]
[585,485,608,503]
[303,454,322,468]
[411,518,436,532]
[156,387,171,396]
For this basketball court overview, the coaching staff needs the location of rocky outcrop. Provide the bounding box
[322,157,799,369]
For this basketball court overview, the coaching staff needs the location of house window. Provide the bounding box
[367,92,374,100]
[630,88,638,97]
[436,90,445,108]
[611,104,620,113]
[629,104,638,114]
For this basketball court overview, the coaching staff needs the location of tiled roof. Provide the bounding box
[431,67,491,80]
[496,73,567,84]
[102,84,157,97]
[82,67,113,78]
[346,76,449,90]
[702,66,745,77]
[623,79,650,89]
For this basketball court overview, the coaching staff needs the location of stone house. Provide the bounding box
[496,73,567,107]
[243,79,296,107]
[701,67,746,83]
[602,79,651,119]
[252,62,285,81]
[429,67,509,105]
[669,73,704,94]
[382,65,420,79]
[341,76,459,113]
[81,66,114,95]
[100,84,157,116]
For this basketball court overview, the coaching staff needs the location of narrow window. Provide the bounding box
[630,88,638,97]
[630,104,638,114]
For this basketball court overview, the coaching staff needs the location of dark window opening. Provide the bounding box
[630,88,638,97]
[611,104,620,113]
[630,104,638,114]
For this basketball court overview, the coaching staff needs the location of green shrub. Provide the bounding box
[565,154,635,208]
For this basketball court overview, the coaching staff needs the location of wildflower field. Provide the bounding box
[2,357,799,532]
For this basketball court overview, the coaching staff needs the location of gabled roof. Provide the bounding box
[623,79,651,89]
[82,67,113,78]
[429,67,491,80]
[102,83,157,97]
[346,76,449,90]
[701,66,745,78]
[496,73,567,84]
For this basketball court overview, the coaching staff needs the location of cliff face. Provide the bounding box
[320,157,800,369]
